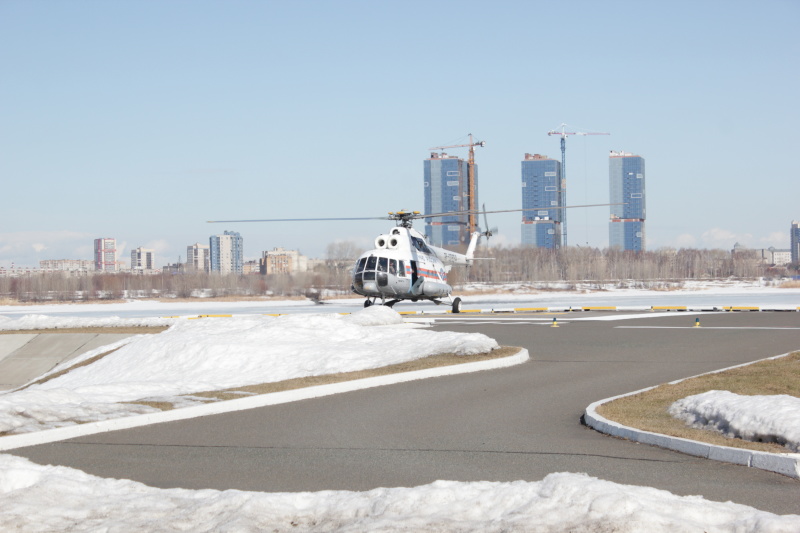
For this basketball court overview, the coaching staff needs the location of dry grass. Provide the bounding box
[597,352,800,453]
[133,346,522,410]
[778,280,800,289]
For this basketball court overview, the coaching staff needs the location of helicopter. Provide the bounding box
[349,210,487,313]
[209,204,615,313]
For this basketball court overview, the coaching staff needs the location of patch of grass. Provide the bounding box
[597,352,800,453]
[779,280,800,289]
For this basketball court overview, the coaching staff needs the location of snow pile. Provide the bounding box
[0,307,498,434]
[0,313,177,331]
[1,455,797,532]
[669,391,800,452]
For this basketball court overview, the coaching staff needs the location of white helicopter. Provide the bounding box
[209,204,614,313]
[349,210,488,313]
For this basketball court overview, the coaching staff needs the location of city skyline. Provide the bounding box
[1,1,798,269]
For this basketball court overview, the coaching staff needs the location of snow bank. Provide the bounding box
[669,391,800,452]
[0,308,498,434]
[0,314,177,331]
[1,455,797,533]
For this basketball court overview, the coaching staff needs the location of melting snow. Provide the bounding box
[670,391,800,452]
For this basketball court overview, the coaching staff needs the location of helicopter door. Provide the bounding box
[410,260,418,285]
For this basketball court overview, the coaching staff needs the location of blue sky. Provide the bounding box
[1,0,798,268]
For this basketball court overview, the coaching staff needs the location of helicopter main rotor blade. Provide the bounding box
[475,202,623,216]
[207,203,623,224]
[207,216,389,223]
[422,203,623,219]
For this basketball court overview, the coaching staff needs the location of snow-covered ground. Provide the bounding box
[670,391,800,452]
[1,286,799,530]
[0,307,496,434]
[2,454,798,533]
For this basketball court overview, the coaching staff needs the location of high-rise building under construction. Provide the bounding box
[423,152,475,246]
[609,151,646,251]
[521,153,563,248]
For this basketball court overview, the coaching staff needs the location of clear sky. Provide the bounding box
[1,0,798,268]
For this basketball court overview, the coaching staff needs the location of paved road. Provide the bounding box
[10,311,800,514]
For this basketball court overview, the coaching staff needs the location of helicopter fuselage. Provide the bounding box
[351,226,477,304]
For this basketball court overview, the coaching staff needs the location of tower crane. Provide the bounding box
[428,134,486,243]
[547,124,609,246]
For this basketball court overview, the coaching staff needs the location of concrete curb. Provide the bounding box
[583,351,800,480]
[0,348,529,452]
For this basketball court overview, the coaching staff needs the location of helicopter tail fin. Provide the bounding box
[465,232,481,261]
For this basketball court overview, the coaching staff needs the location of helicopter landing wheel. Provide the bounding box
[364,299,373,308]
[452,297,462,314]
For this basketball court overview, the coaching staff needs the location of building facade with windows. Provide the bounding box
[94,238,118,272]
[39,259,95,272]
[187,243,210,272]
[521,153,563,248]
[609,151,646,251]
[423,152,475,247]
[209,231,243,274]
[791,221,800,264]
[130,247,155,271]
[259,247,309,275]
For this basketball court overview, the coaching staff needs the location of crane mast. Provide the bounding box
[547,124,610,247]
[428,134,486,244]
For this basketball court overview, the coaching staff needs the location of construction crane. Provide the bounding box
[547,124,610,246]
[428,134,486,243]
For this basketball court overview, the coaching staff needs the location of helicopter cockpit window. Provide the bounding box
[355,257,367,274]
[366,256,377,271]
[398,260,406,277]
[377,257,388,272]
[389,259,397,275]
[411,236,432,255]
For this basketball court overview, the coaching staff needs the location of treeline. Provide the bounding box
[453,246,792,286]
[0,270,352,303]
[0,246,794,303]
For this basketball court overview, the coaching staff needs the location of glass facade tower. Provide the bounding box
[424,152,475,246]
[521,153,563,248]
[609,151,646,251]
[791,221,800,264]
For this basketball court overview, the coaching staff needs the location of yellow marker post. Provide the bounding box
[551,317,559,328]
[694,318,701,328]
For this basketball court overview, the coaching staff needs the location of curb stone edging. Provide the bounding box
[0,348,529,452]
[583,351,800,480]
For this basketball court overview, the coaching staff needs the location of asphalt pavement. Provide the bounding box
[10,311,800,515]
